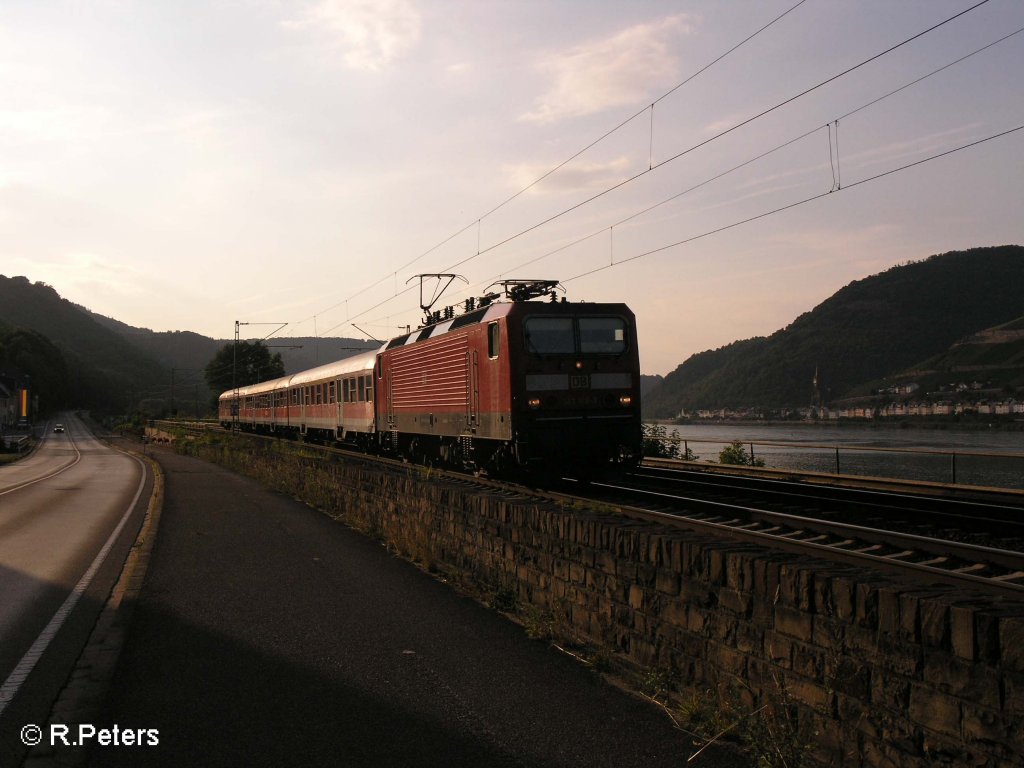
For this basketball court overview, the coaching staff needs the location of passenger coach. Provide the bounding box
[219,349,379,445]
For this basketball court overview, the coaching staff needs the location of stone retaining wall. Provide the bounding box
[179,435,1024,767]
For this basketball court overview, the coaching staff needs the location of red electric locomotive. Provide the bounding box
[220,280,642,477]
[374,280,642,475]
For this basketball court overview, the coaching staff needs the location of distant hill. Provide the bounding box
[84,311,377,378]
[0,275,379,415]
[0,276,167,412]
[86,311,222,371]
[644,245,1024,418]
[858,315,1024,398]
[639,374,663,398]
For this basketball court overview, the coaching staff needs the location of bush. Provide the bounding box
[718,441,765,467]
[643,424,675,458]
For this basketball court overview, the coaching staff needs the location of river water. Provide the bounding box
[648,423,1024,490]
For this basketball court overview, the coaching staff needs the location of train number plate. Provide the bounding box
[569,374,590,390]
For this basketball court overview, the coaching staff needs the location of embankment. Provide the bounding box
[164,430,1024,767]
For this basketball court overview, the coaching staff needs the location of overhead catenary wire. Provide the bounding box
[345,122,1022,337]
[316,1,1004,339]
[436,0,993,277]
[287,0,813,336]
[369,14,1023,322]
[562,124,1024,284]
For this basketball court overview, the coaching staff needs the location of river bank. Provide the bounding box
[644,422,1024,490]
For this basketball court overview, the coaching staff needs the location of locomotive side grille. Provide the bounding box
[390,332,470,409]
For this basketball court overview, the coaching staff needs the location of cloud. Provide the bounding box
[504,156,633,193]
[840,123,986,176]
[283,0,421,72]
[521,15,692,124]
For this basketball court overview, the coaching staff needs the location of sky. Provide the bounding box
[1,0,1022,376]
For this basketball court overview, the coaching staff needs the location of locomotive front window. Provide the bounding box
[579,317,626,354]
[524,317,574,354]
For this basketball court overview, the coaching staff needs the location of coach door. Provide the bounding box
[335,378,343,431]
[466,350,479,430]
[380,355,395,429]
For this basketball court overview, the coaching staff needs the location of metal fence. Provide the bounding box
[647,433,1024,491]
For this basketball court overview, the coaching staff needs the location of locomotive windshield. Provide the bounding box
[524,316,627,355]
[579,317,626,353]
[524,317,574,354]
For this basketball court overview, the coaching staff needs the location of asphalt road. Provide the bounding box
[89,446,744,768]
[0,414,151,764]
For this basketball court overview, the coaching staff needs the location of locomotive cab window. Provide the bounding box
[524,316,629,355]
[488,322,500,359]
[579,317,627,354]
[524,317,574,354]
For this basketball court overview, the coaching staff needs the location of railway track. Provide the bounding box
[556,466,1024,597]
[632,461,1024,544]
[153,421,1024,596]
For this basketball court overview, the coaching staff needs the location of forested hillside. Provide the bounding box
[0,325,71,416]
[644,245,1024,418]
[0,275,379,415]
[0,276,167,412]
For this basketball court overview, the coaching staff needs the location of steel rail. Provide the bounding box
[632,464,1024,527]
[571,479,1024,595]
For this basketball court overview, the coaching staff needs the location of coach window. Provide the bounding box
[357,376,366,402]
[579,317,627,354]
[365,377,373,402]
[488,322,500,359]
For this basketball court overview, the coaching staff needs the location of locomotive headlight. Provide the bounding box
[528,397,542,408]
[619,395,632,406]
[575,360,583,370]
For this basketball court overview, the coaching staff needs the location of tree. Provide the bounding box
[0,327,70,416]
[204,341,285,404]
